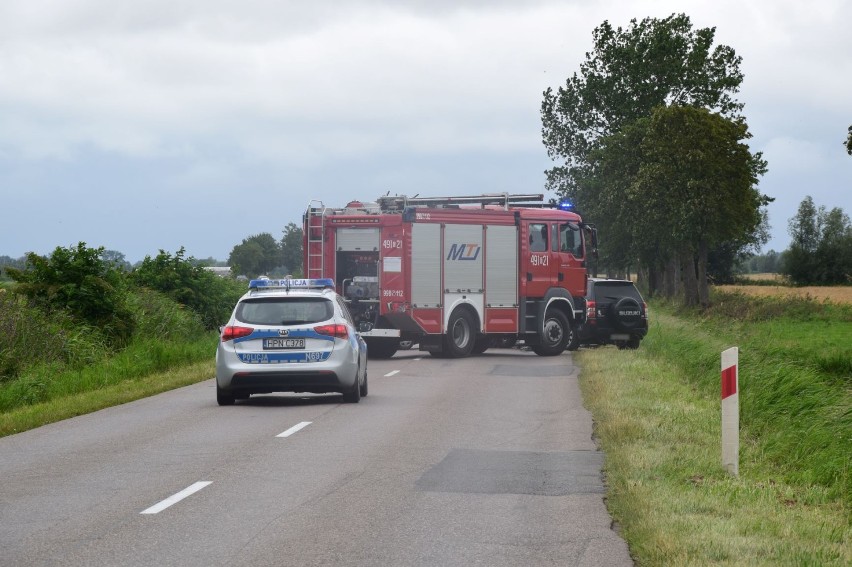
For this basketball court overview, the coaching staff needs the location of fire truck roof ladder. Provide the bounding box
[377,193,544,212]
[306,200,326,279]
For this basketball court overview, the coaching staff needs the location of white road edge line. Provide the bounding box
[140,481,212,515]
[384,370,400,377]
[276,421,312,438]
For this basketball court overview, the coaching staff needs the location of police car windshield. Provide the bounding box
[236,297,334,326]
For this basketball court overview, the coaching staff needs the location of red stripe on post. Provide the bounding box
[721,365,737,399]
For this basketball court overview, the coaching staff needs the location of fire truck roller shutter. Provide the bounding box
[412,223,441,308]
[485,225,518,307]
[336,228,380,251]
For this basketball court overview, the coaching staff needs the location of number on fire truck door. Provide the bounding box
[526,222,552,298]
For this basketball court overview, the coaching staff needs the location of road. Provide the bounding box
[0,348,632,566]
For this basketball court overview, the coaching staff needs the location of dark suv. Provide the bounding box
[571,278,648,350]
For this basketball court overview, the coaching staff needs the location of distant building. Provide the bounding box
[203,266,233,278]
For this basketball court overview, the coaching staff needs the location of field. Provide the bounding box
[578,291,851,565]
[717,274,852,304]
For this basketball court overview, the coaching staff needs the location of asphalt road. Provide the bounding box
[0,348,632,566]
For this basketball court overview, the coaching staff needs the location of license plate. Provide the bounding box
[263,338,305,350]
[610,333,630,341]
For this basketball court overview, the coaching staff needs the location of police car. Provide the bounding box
[215,278,368,405]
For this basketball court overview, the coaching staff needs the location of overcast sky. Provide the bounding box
[1,0,850,263]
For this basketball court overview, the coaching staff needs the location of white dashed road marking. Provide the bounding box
[385,370,400,377]
[141,481,212,515]
[276,421,312,438]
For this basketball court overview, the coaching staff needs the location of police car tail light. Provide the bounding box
[314,324,349,339]
[221,325,253,341]
[586,300,596,320]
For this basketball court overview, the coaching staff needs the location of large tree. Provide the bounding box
[846,125,851,155]
[542,13,744,196]
[541,13,769,302]
[631,106,768,304]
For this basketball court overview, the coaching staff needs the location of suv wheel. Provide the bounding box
[565,325,580,351]
[610,297,643,331]
[616,337,641,350]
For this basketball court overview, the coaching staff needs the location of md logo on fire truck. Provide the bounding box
[446,243,481,261]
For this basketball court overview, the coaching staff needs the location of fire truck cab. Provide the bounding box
[303,193,595,358]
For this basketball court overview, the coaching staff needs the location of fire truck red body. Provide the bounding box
[303,194,596,358]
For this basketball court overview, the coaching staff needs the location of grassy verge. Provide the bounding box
[0,333,217,437]
[578,292,850,566]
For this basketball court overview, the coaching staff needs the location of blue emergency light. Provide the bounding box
[557,199,574,211]
[248,278,335,291]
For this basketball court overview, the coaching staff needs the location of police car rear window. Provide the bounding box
[236,297,334,326]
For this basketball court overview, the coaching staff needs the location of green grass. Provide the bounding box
[0,333,218,437]
[0,359,214,437]
[578,291,851,566]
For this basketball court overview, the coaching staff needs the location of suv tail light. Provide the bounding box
[642,301,648,319]
[314,324,349,339]
[586,300,597,320]
[221,325,253,342]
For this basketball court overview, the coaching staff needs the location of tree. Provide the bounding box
[228,233,281,277]
[541,13,770,304]
[101,249,131,271]
[280,222,304,277]
[782,196,852,285]
[846,125,851,155]
[541,13,744,196]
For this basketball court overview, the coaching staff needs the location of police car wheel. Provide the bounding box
[217,385,235,406]
[343,367,362,403]
[359,366,369,397]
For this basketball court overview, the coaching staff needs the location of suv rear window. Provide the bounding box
[236,297,333,326]
[592,282,643,301]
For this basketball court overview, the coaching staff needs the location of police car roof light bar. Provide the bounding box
[248,278,335,291]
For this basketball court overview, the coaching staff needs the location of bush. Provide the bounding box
[132,248,244,330]
[5,243,135,345]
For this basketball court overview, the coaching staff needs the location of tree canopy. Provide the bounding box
[227,232,281,277]
[541,13,769,305]
[782,196,852,285]
[280,222,304,277]
[541,13,744,196]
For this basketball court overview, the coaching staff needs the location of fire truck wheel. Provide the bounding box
[533,310,570,356]
[471,335,490,355]
[444,309,476,358]
[366,338,398,359]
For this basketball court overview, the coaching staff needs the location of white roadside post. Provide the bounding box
[721,347,739,477]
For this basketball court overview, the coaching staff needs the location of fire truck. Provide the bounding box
[303,193,596,358]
